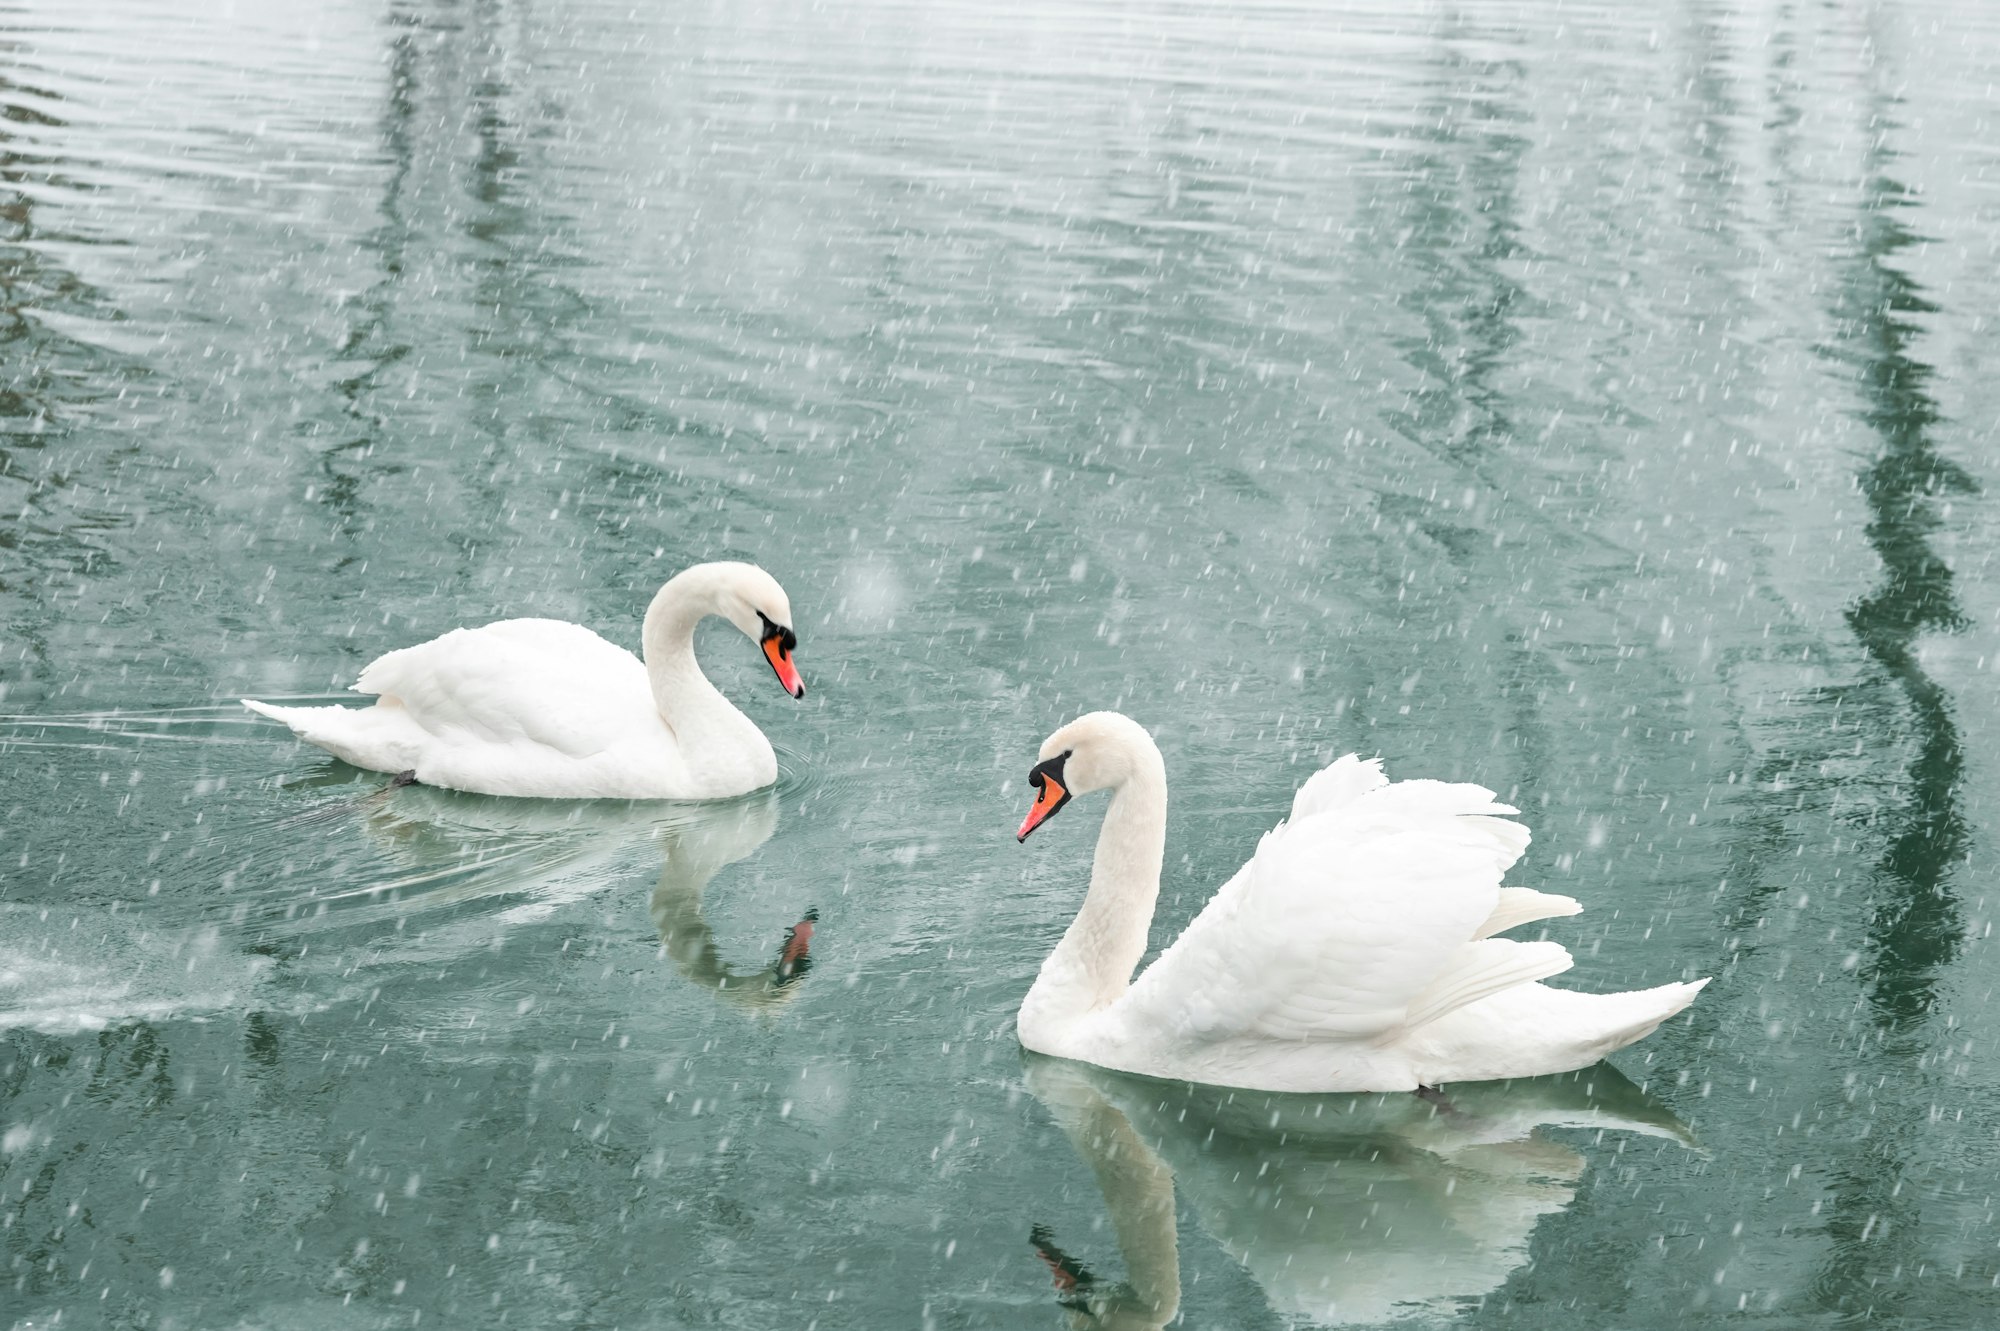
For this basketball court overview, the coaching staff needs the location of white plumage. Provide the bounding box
[244,561,804,800]
[1014,712,1707,1092]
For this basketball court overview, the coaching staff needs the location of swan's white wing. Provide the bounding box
[1399,937,1572,1030]
[1474,887,1582,939]
[1114,774,1537,1048]
[354,618,652,758]
[1287,753,1389,821]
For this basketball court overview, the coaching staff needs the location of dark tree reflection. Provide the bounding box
[311,4,421,539]
[0,46,133,667]
[1386,25,1533,473]
[1810,104,1973,1321]
[1837,162,1971,1034]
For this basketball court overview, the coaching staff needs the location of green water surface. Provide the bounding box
[5,0,2000,1326]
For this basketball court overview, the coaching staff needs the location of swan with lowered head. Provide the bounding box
[1012,711,1707,1092]
[244,561,805,800]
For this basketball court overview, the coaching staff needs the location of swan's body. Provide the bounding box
[244,562,804,800]
[1014,712,1707,1093]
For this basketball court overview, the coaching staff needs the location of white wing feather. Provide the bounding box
[353,618,650,759]
[1474,887,1583,940]
[1399,938,1572,1031]
[1287,754,1389,821]
[1113,764,1540,1048]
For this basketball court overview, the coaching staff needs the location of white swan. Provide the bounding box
[244,561,805,800]
[1012,711,1707,1092]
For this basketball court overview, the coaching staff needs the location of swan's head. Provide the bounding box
[677,561,805,699]
[1017,711,1160,842]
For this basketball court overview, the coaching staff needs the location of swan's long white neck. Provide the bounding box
[639,573,764,772]
[1020,741,1167,1041]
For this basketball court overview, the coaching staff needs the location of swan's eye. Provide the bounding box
[757,612,798,655]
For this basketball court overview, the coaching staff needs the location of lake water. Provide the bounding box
[5,0,2000,1326]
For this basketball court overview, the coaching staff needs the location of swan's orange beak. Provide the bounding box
[1017,753,1073,842]
[760,619,804,699]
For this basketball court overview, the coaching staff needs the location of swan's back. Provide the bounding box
[355,618,654,754]
[244,618,685,798]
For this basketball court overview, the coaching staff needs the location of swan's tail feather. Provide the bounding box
[1574,977,1710,1052]
[1413,977,1710,1085]
[1510,978,1711,1073]
[243,698,314,731]
[242,698,409,775]
[1401,938,1573,1033]
[1474,887,1583,940]
[242,698,347,740]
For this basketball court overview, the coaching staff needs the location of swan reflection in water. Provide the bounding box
[645,789,817,1012]
[293,779,815,1010]
[1022,1053,1695,1328]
